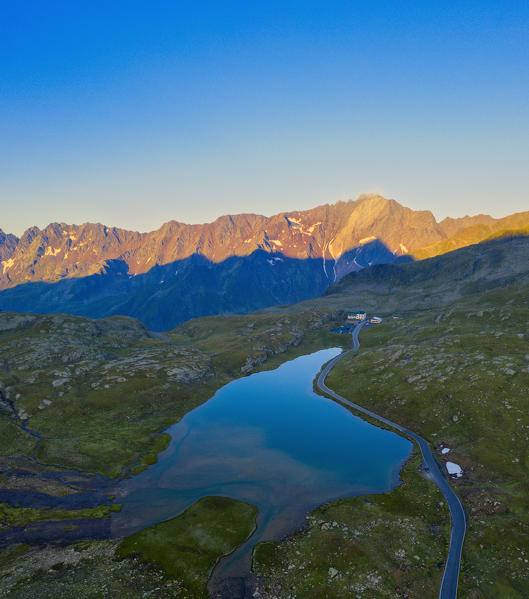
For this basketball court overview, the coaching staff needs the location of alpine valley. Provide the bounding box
[1,196,529,599]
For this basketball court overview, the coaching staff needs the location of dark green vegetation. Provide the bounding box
[0,502,120,527]
[119,496,258,598]
[1,233,529,597]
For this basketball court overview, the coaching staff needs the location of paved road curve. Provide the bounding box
[316,322,467,599]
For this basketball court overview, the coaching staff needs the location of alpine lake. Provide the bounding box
[112,348,412,589]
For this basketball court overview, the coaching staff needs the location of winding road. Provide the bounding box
[316,321,466,599]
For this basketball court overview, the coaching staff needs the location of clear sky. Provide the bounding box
[1,1,528,236]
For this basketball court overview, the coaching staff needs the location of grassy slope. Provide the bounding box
[2,235,527,486]
[330,286,529,598]
[318,234,529,316]
[0,541,185,598]
[412,219,529,261]
[413,223,501,260]
[255,282,529,598]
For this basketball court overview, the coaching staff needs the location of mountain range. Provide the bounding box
[1,194,528,330]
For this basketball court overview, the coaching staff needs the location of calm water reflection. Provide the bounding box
[112,348,412,576]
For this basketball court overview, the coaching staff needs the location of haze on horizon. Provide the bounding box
[1,1,528,237]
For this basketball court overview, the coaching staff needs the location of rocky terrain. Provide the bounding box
[1,195,528,329]
[0,250,340,331]
[0,195,462,288]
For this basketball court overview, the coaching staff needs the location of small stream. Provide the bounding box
[112,348,412,595]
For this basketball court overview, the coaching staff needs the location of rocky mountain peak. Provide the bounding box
[0,229,19,262]
[1,195,528,295]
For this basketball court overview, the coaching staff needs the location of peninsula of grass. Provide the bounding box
[118,495,258,598]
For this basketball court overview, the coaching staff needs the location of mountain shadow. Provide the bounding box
[0,240,399,330]
[324,234,529,311]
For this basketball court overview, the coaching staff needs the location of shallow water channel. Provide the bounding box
[112,348,412,588]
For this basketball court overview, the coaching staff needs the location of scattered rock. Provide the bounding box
[52,378,70,387]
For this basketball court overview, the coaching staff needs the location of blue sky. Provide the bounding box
[1,1,528,235]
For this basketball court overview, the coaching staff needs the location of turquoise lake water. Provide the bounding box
[112,348,412,578]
